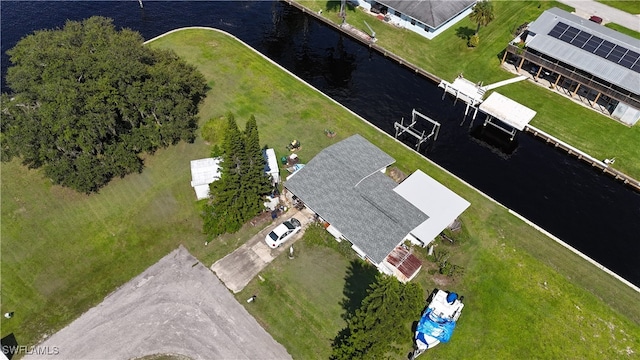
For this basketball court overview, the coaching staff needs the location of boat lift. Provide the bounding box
[394,109,440,152]
[477,92,537,141]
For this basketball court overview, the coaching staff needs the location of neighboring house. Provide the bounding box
[190,157,222,200]
[351,0,476,39]
[263,148,280,185]
[503,7,640,125]
[284,135,470,282]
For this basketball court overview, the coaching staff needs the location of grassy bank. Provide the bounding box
[2,27,639,358]
[297,0,640,180]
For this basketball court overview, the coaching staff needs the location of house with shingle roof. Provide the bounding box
[351,0,476,39]
[284,135,470,281]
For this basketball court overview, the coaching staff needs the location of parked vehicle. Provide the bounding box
[265,218,302,248]
[589,15,603,24]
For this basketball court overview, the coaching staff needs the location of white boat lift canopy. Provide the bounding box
[479,92,537,131]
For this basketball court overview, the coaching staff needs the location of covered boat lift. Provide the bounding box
[478,92,537,140]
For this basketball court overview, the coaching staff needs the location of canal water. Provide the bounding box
[2,1,639,286]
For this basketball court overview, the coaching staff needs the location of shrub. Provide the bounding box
[468,34,480,47]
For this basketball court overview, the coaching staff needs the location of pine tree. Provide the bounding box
[331,274,424,359]
[203,113,245,236]
[202,113,272,237]
[243,115,272,218]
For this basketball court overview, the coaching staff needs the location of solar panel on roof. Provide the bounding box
[559,27,580,42]
[548,22,569,38]
[582,36,602,52]
[546,21,639,73]
[607,46,627,63]
[619,50,640,69]
[599,41,615,55]
[572,32,592,48]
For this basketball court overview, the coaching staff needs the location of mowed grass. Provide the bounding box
[598,1,640,14]
[605,22,640,39]
[301,0,640,180]
[2,27,640,359]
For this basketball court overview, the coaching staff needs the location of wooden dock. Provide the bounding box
[525,125,640,192]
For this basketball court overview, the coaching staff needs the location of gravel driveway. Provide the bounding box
[24,246,291,360]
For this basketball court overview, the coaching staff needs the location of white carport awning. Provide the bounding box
[479,92,537,131]
[393,170,470,245]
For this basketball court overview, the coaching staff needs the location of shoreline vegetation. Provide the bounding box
[291,0,640,182]
[2,26,638,358]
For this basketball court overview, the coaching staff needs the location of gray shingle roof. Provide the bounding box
[285,135,427,264]
[526,7,640,94]
[378,0,476,29]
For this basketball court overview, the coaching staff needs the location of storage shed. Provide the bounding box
[190,157,222,200]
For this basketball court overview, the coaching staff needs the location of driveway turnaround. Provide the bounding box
[25,246,291,360]
[211,208,314,293]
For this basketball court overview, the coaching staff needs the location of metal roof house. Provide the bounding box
[502,7,640,125]
[284,135,470,281]
[350,0,476,39]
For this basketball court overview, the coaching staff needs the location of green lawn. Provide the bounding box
[598,1,640,14]
[299,0,640,180]
[2,27,639,359]
[605,22,640,39]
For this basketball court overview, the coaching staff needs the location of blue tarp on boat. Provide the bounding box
[416,308,457,343]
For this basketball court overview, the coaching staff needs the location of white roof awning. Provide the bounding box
[393,170,470,244]
[479,92,537,131]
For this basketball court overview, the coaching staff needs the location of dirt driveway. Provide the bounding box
[24,246,291,360]
[211,208,314,293]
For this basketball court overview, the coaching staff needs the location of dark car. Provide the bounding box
[589,16,603,24]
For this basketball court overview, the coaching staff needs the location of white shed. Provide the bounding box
[190,157,222,200]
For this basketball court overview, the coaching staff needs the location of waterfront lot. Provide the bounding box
[1,28,639,359]
[302,0,640,180]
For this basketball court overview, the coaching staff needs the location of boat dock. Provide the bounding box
[525,125,640,192]
[281,0,640,193]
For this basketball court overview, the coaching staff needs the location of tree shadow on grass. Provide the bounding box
[339,259,379,320]
[455,26,475,41]
[326,0,356,13]
[330,259,378,357]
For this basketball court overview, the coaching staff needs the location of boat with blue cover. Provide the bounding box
[410,289,464,359]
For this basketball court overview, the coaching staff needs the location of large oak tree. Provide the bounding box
[1,17,207,192]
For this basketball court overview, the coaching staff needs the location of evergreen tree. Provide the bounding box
[1,16,207,193]
[243,115,273,218]
[202,113,273,237]
[203,113,246,235]
[331,274,424,359]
